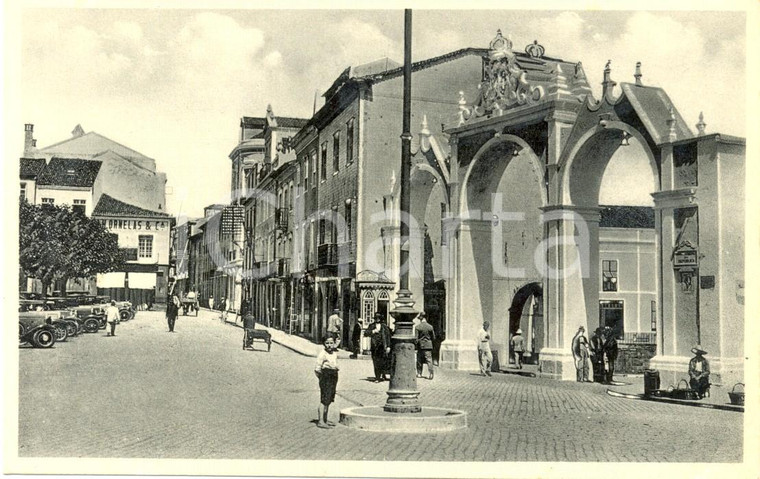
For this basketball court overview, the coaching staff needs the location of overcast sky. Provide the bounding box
[13,7,746,217]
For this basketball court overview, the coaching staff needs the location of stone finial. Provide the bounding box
[634,62,642,86]
[525,40,545,58]
[602,60,616,98]
[667,107,677,142]
[458,91,470,126]
[420,115,430,136]
[489,29,513,58]
[696,111,706,136]
[420,115,432,153]
[574,61,586,81]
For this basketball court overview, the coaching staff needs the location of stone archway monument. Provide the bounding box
[442,31,745,387]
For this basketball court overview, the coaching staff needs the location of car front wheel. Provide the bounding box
[53,323,68,342]
[33,329,56,348]
[64,322,78,337]
[84,319,99,333]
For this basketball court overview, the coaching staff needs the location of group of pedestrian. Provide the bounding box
[571,325,618,384]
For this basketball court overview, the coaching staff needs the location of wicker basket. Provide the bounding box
[669,379,699,400]
[728,383,745,406]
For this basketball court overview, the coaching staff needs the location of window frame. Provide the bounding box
[346,118,354,165]
[138,234,154,259]
[320,142,328,182]
[311,149,317,189]
[602,259,619,292]
[73,199,86,215]
[304,156,310,191]
[332,130,340,173]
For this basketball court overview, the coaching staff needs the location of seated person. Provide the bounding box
[688,345,710,399]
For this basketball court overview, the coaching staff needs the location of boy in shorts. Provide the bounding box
[315,337,339,428]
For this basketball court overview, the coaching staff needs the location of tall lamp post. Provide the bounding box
[384,8,421,414]
[341,9,465,432]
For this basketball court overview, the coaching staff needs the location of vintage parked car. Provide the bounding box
[19,299,49,312]
[69,305,107,331]
[19,321,57,348]
[19,310,79,343]
[116,301,136,321]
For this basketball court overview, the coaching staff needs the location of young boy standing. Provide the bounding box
[315,337,339,428]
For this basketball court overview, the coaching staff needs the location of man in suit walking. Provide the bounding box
[415,312,436,379]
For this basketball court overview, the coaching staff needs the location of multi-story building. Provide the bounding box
[20,123,172,303]
[91,195,172,304]
[239,106,308,326]
[283,51,486,347]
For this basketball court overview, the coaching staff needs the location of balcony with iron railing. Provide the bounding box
[277,257,291,277]
[317,243,338,267]
[275,208,289,231]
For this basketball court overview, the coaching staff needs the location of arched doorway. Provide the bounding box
[508,282,543,365]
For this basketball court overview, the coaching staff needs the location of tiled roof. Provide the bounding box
[274,117,310,129]
[241,116,267,128]
[92,193,170,218]
[20,158,46,179]
[39,131,154,165]
[323,49,498,100]
[599,205,655,229]
[36,157,101,188]
[620,83,693,143]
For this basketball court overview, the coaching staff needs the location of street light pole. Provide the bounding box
[384,8,421,414]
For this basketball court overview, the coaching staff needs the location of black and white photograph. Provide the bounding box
[4,2,758,478]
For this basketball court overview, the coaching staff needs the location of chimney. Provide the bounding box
[72,124,85,138]
[24,124,35,156]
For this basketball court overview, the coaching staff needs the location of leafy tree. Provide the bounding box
[19,201,125,295]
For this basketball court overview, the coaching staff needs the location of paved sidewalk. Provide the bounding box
[202,307,355,359]
[208,309,744,412]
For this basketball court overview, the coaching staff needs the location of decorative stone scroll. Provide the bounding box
[459,30,544,125]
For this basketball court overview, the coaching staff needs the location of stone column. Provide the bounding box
[407,225,427,311]
[540,205,600,380]
[439,218,491,371]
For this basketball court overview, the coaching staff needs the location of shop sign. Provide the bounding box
[673,243,698,268]
[100,218,169,231]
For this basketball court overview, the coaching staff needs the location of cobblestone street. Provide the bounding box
[18,309,743,463]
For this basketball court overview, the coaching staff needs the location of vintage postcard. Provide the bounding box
[4,1,758,478]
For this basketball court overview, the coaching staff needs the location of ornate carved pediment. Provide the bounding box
[463,31,544,123]
[356,269,394,284]
[458,31,545,125]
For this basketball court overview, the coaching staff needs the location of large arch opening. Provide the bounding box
[409,165,448,361]
[459,135,546,368]
[560,125,661,376]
